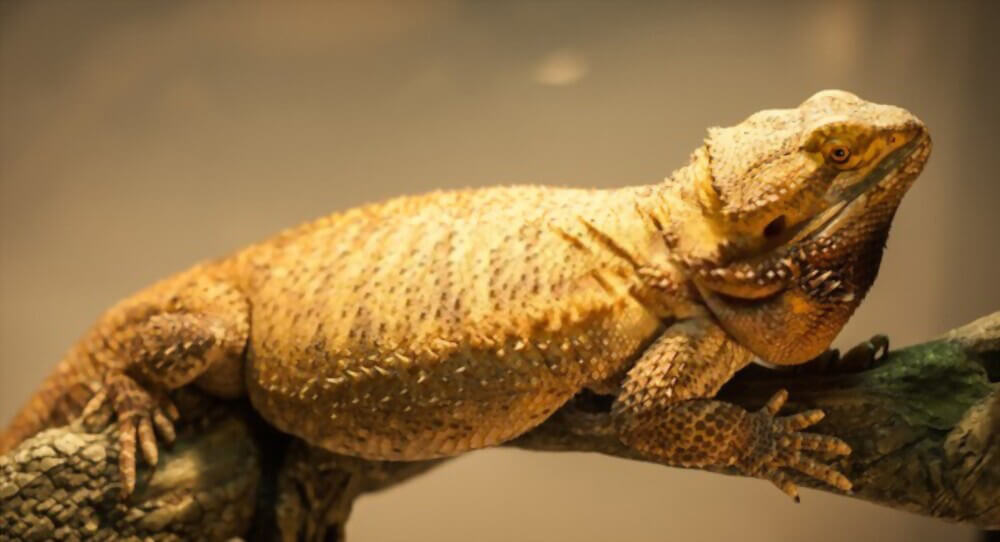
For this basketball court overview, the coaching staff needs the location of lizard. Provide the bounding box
[0,90,931,504]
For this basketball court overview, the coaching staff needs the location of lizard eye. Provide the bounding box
[823,141,852,165]
[763,215,786,239]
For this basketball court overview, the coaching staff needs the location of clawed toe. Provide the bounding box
[794,334,890,375]
[747,390,853,499]
[788,455,852,491]
[767,471,800,502]
[838,334,889,371]
[81,374,177,495]
[780,432,851,456]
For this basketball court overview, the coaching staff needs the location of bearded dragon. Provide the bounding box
[0,90,931,502]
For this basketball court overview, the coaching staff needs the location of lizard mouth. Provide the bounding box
[789,131,931,245]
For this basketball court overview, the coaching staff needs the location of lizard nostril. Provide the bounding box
[763,215,787,239]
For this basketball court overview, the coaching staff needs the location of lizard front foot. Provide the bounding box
[739,390,852,501]
[81,373,179,495]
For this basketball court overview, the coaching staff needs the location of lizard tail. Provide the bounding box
[0,351,99,454]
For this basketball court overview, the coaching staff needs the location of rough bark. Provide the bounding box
[2,312,998,540]
[0,398,260,541]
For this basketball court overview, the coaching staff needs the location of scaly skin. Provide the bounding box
[0,90,931,500]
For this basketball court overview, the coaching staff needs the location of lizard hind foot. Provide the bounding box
[745,390,853,499]
[81,373,179,495]
[836,334,890,372]
[794,335,890,375]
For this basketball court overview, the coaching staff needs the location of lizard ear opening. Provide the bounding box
[763,215,787,239]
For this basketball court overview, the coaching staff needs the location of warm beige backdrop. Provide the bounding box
[2,2,997,541]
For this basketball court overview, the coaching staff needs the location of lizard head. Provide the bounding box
[674,90,931,365]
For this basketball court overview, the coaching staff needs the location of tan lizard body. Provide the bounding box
[0,90,931,500]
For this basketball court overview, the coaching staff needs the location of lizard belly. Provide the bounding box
[247,347,571,460]
[244,299,661,460]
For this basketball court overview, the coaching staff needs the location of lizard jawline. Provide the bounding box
[793,133,928,244]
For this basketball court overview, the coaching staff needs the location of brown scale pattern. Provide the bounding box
[237,186,670,459]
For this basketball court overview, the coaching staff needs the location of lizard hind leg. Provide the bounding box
[74,268,251,495]
[610,318,852,498]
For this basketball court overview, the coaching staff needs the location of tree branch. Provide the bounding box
[0,400,261,540]
[513,312,1000,528]
[2,313,997,540]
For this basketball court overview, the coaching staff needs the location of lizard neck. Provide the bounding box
[631,146,730,271]
[577,147,730,321]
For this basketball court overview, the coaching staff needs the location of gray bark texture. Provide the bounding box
[2,312,998,540]
[0,398,261,541]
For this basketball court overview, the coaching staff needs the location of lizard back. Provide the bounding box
[235,185,674,459]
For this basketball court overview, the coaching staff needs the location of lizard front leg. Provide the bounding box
[610,318,852,499]
[73,268,250,494]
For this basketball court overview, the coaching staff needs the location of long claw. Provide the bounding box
[763,389,788,416]
[137,416,158,467]
[870,334,889,361]
[787,432,851,455]
[838,334,890,372]
[153,410,177,444]
[768,471,800,502]
[162,398,180,421]
[789,456,853,491]
[80,388,108,419]
[118,418,138,496]
[780,409,825,431]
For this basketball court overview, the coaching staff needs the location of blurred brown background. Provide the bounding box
[1,1,998,540]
